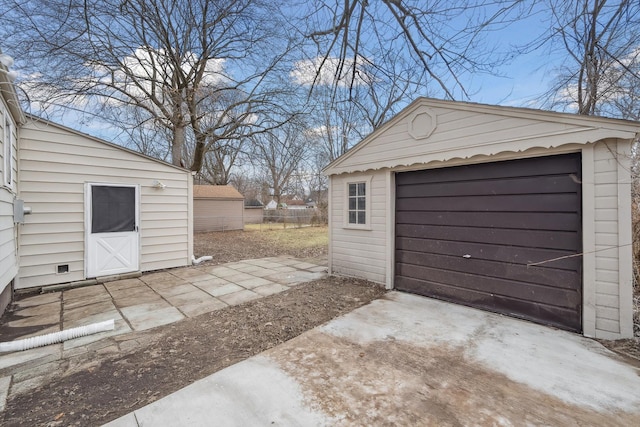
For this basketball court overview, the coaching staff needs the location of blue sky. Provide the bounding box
[457,4,562,108]
[13,2,570,143]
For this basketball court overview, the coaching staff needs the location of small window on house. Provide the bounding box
[3,114,12,187]
[347,182,366,225]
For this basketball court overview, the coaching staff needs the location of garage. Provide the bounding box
[395,153,582,332]
[324,97,638,339]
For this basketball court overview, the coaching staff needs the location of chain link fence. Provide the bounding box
[194,208,328,232]
[262,208,327,228]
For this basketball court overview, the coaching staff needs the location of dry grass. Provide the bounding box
[243,224,328,250]
[194,226,328,264]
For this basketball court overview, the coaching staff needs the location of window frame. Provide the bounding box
[343,176,372,230]
[2,104,15,189]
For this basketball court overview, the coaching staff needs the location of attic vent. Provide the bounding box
[408,109,437,140]
[57,265,69,274]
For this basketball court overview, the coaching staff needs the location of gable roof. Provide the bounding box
[323,97,640,176]
[193,185,244,200]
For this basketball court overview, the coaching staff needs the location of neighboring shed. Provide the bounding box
[0,56,25,312]
[193,185,244,232]
[17,117,193,290]
[244,199,264,224]
[323,97,639,340]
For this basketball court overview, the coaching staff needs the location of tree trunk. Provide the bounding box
[172,125,185,167]
[190,132,207,172]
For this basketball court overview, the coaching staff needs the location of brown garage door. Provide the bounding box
[395,153,582,332]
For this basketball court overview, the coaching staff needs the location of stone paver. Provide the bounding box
[10,301,60,318]
[179,300,228,317]
[202,283,244,297]
[236,277,274,289]
[217,289,261,306]
[64,285,110,300]
[12,292,60,308]
[164,289,213,307]
[126,307,185,331]
[6,312,59,328]
[0,376,10,412]
[63,301,116,323]
[0,344,61,371]
[0,256,327,405]
[252,283,290,296]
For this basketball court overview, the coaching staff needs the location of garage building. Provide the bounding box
[323,98,639,340]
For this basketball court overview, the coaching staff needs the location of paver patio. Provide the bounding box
[0,256,327,411]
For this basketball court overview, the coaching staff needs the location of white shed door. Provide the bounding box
[86,184,140,278]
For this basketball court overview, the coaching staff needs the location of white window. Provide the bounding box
[4,112,13,187]
[344,175,373,230]
[348,182,367,225]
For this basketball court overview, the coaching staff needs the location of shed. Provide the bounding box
[16,117,193,290]
[244,199,264,224]
[323,97,639,340]
[193,185,244,232]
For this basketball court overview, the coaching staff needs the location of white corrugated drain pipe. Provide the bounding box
[0,319,115,353]
[192,255,213,265]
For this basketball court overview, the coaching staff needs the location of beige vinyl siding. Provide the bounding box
[327,100,638,176]
[590,139,633,338]
[0,192,18,295]
[17,119,191,289]
[0,98,19,300]
[330,172,387,284]
[193,199,244,232]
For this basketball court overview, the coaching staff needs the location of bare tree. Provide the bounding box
[193,138,245,185]
[2,0,296,170]
[299,0,529,99]
[306,88,365,162]
[251,121,308,206]
[540,0,640,116]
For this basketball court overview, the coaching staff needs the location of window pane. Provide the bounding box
[358,182,366,195]
[348,183,356,197]
[92,186,136,233]
[348,211,357,224]
[357,211,366,224]
[357,197,365,210]
[349,197,356,210]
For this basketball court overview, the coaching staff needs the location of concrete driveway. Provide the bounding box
[106,292,640,426]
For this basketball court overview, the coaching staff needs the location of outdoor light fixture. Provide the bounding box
[152,180,166,189]
[0,53,18,82]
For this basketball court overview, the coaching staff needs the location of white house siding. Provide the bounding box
[0,98,19,308]
[330,172,387,284]
[17,119,192,289]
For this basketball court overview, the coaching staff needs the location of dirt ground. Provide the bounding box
[1,227,390,426]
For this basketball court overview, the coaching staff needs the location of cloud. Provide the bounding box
[290,55,372,87]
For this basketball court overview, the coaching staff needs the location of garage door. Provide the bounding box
[395,153,582,332]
